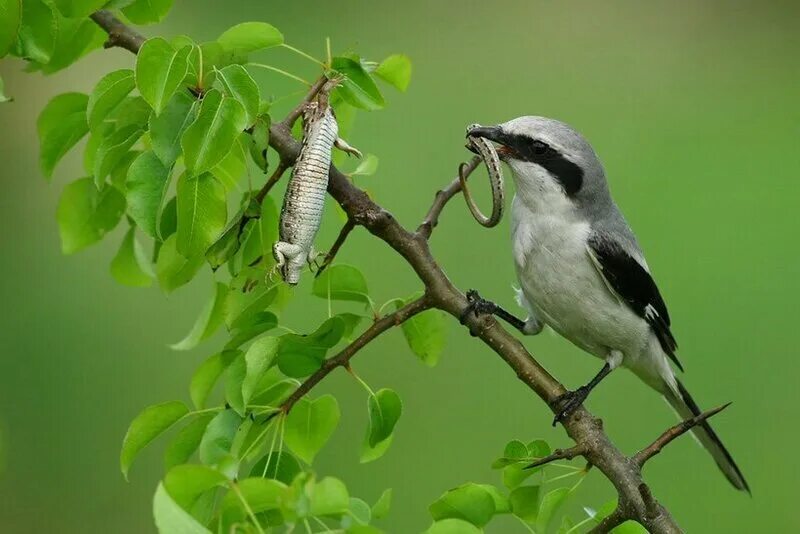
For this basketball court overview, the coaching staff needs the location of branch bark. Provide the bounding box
[90,12,691,533]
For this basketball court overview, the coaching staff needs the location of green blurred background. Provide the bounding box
[1,0,798,531]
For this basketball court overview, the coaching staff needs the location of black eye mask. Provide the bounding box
[497,132,585,197]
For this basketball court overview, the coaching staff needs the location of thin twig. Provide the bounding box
[281,76,327,128]
[633,403,731,467]
[524,445,586,470]
[255,161,289,203]
[274,296,430,416]
[315,219,356,278]
[90,10,145,53]
[417,156,481,239]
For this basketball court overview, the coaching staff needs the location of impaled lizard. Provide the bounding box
[273,78,361,284]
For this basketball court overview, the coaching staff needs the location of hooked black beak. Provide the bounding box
[466,125,514,158]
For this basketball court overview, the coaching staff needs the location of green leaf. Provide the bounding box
[126,150,172,239]
[503,439,550,489]
[150,91,197,166]
[284,395,340,464]
[312,264,370,304]
[224,282,279,329]
[478,484,510,515]
[153,482,212,534]
[225,311,278,350]
[429,483,496,527]
[93,125,144,188]
[0,0,21,57]
[309,476,349,517]
[397,297,446,367]
[164,415,214,469]
[217,22,283,56]
[536,487,571,533]
[111,227,153,287]
[176,171,227,257]
[198,409,242,465]
[122,0,174,24]
[155,235,205,292]
[87,69,136,130]
[220,477,287,523]
[351,154,379,177]
[491,439,528,469]
[136,38,190,114]
[224,352,246,415]
[367,389,402,448]
[171,282,228,350]
[13,0,58,64]
[360,433,393,464]
[374,54,412,92]
[164,463,227,514]
[371,488,392,519]
[215,64,259,127]
[425,519,481,534]
[57,178,125,255]
[211,135,247,191]
[248,115,270,170]
[509,485,540,522]
[120,400,189,479]
[108,95,152,130]
[344,497,371,527]
[37,92,89,178]
[250,450,302,484]
[190,350,239,409]
[331,57,384,111]
[51,0,105,17]
[277,317,345,378]
[242,336,280,404]
[32,14,103,73]
[181,89,247,175]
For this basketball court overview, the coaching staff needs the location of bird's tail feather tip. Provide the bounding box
[665,380,750,493]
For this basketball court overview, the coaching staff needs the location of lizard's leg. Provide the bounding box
[272,242,305,284]
[334,137,362,158]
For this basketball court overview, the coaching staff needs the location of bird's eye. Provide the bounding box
[531,139,550,156]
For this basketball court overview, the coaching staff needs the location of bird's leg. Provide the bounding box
[460,289,529,333]
[551,362,613,426]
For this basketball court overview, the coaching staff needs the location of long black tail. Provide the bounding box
[663,379,750,493]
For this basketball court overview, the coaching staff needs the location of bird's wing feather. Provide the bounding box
[586,231,682,371]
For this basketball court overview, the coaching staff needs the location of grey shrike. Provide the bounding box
[462,116,749,492]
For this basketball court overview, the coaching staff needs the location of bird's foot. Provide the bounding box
[551,386,590,426]
[459,289,499,324]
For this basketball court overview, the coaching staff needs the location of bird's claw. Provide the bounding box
[459,289,498,324]
[551,386,590,426]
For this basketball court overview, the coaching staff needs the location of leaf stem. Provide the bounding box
[247,63,311,86]
[281,43,326,67]
[230,482,266,534]
[347,366,375,397]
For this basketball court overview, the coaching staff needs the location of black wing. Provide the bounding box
[587,232,682,371]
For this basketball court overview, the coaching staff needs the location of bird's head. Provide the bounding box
[467,116,607,203]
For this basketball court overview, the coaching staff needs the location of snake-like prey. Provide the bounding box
[462,123,504,228]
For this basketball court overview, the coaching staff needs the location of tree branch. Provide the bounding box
[525,445,586,470]
[315,218,356,278]
[276,295,430,415]
[92,13,691,533]
[90,10,145,53]
[254,160,289,204]
[417,155,480,239]
[634,403,731,467]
